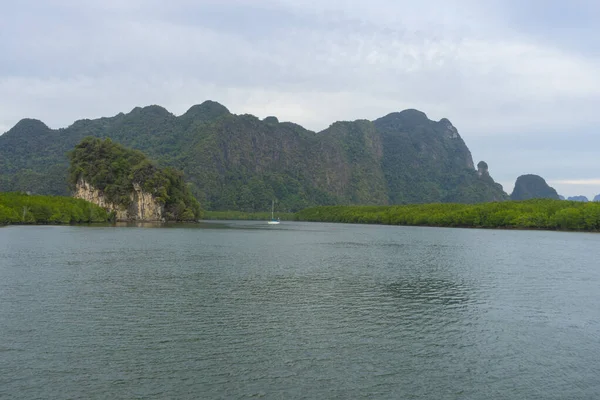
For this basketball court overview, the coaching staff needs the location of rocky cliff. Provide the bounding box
[69,137,201,221]
[74,178,164,221]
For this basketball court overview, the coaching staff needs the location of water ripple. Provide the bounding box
[1,224,599,399]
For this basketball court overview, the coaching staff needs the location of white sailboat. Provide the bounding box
[267,199,280,225]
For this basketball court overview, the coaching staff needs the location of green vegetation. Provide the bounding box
[203,211,295,221]
[0,192,110,225]
[69,137,202,221]
[295,199,600,231]
[1,101,508,212]
[5,193,597,232]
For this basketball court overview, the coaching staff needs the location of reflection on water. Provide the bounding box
[0,223,599,399]
[112,221,228,229]
[385,278,471,307]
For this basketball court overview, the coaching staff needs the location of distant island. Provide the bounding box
[567,196,589,202]
[510,174,560,200]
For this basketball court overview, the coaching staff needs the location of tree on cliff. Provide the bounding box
[68,137,202,221]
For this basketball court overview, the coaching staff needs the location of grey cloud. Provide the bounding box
[1,0,599,197]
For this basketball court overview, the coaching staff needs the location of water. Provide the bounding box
[1,222,599,399]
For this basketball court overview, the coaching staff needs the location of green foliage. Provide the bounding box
[295,199,600,232]
[68,137,202,221]
[0,192,110,225]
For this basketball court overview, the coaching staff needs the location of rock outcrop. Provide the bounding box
[477,161,489,177]
[74,178,163,221]
[510,174,560,200]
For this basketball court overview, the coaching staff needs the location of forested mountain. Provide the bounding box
[510,174,560,200]
[0,101,508,211]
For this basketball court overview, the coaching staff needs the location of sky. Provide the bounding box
[1,0,599,198]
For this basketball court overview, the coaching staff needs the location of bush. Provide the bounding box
[0,192,110,225]
[295,199,600,232]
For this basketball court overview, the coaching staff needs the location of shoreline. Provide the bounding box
[4,197,600,233]
[4,217,598,234]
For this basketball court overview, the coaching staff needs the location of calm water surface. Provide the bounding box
[1,222,599,399]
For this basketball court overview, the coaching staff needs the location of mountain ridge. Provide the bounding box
[1,103,465,138]
[0,101,509,211]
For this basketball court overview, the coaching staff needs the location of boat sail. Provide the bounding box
[267,200,280,225]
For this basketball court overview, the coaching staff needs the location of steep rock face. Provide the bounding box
[74,179,163,221]
[74,179,125,220]
[129,182,164,221]
[510,175,560,200]
[313,120,387,204]
[466,160,508,202]
[372,111,505,204]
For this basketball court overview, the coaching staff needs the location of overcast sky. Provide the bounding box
[1,0,599,198]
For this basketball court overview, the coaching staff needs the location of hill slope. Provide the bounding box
[0,101,508,211]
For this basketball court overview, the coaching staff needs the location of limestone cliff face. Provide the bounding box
[74,179,164,221]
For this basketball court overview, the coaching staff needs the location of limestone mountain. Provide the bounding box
[594,194,600,202]
[0,101,508,211]
[510,174,560,200]
[567,196,589,202]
